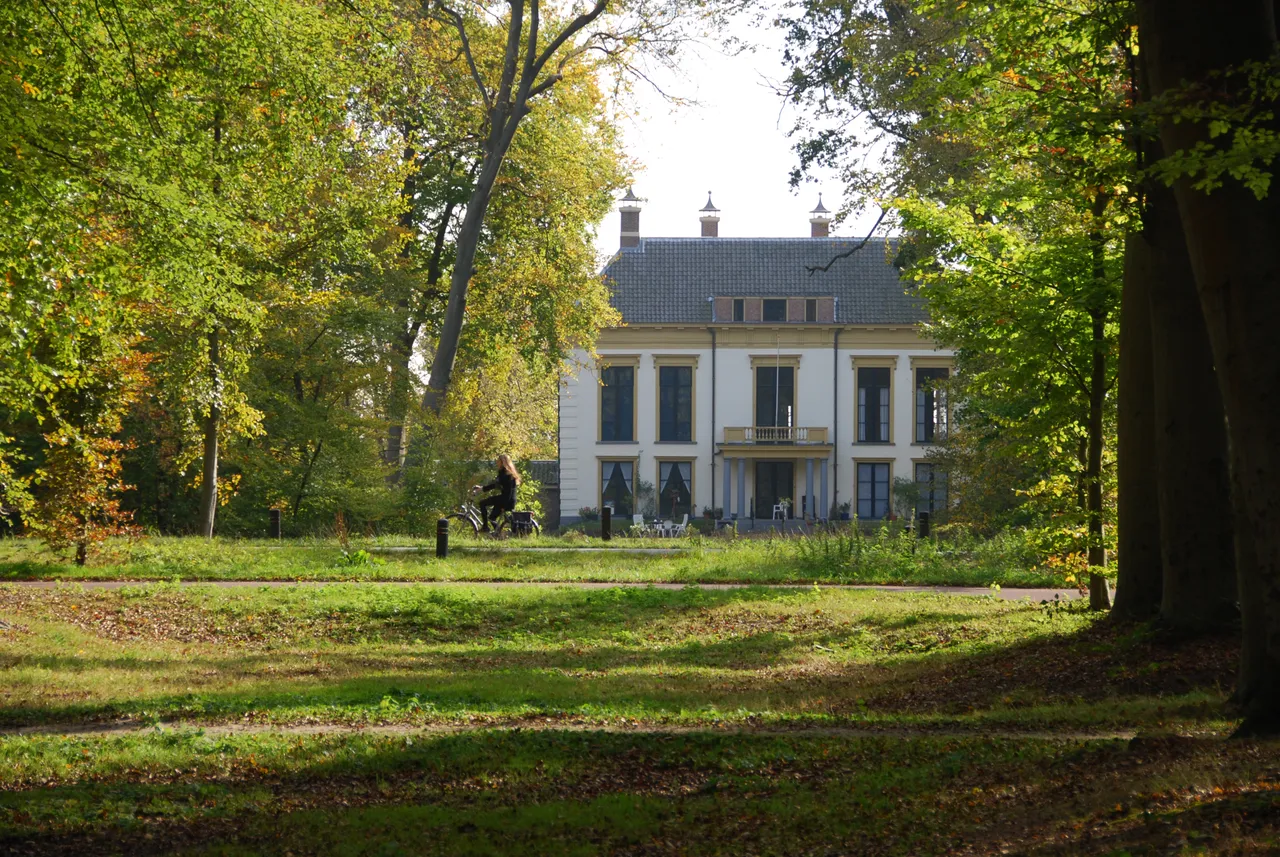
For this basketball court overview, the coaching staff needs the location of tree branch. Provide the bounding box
[806,207,887,274]
[433,2,493,112]
[529,0,608,84]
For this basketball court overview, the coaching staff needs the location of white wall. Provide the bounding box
[559,337,953,525]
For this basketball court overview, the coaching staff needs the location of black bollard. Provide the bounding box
[917,511,930,539]
[269,509,281,539]
[436,518,449,558]
[601,506,611,541]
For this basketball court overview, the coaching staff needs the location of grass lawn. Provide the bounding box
[0,534,1080,588]
[1,569,1274,855]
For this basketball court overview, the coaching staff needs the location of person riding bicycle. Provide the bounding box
[474,454,521,532]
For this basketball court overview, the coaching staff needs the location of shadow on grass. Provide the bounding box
[858,617,1239,716]
[3,727,1272,857]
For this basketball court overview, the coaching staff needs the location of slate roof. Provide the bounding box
[602,237,927,325]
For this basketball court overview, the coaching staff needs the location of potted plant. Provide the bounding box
[838,501,852,521]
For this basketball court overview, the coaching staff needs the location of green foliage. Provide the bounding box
[2,0,632,537]
[782,0,1128,552]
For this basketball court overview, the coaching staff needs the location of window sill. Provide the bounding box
[655,440,698,445]
[597,441,640,446]
[852,441,894,446]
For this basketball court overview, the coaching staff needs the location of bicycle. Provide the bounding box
[445,489,541,538]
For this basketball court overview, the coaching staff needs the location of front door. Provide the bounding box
[754,461,794,519]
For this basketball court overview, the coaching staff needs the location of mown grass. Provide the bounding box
[0,555,1264,856]
[0,532,1077,588]
[0,583,1232,732]
[2,728,1277,855]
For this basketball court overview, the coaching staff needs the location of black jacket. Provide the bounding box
[483,470,518,507]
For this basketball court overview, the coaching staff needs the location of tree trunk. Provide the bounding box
[422,133,517,416]
[1145,173,1237,632]
[196,327,221,538]
[293,440,323,523]
[1112,231,1162,619]
[384,142,420,477]
[1139,0,1280,734]
[1086,203,1111,610]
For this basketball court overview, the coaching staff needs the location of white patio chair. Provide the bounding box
[669,513,689,537]
[660,519,674,538]
[631,514,651,536]
[772,503,786,520]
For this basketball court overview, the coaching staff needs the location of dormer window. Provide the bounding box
[712,296,835,323]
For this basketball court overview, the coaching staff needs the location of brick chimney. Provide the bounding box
[809,193,832,238]
[619,187,641,248]
[699,192,720,237]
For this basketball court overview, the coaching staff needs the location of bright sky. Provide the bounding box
[591,18,881,261]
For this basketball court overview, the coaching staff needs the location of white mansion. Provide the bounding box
[557,192,954,526]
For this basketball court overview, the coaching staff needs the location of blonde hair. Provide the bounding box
[497,454,521,485]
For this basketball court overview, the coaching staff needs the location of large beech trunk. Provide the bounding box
[1145,174,1237,631]
[1112,232,1162,619]
[1138,0,1280,733]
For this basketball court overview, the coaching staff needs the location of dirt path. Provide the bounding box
[0,717,1153,742]
[1,579,1084,602]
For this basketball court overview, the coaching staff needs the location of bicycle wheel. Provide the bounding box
[446,513,479,537]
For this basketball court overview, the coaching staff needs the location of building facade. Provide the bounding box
[557,194,953,527]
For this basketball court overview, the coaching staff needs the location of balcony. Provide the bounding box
[722,426,829,445]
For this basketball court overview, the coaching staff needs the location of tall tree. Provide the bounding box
[1113,35,1237,627]
[417,0,706,415]
[1111,230,1162,619]
[782,0,1131,606]
[1137,0,1280,733]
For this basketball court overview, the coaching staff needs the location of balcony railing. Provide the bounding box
[722,426,829,445]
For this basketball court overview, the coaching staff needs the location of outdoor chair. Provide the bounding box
[772,503,786,520]
[631,514,652,536]
[668,513,689,537]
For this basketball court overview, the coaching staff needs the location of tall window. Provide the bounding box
[915,367,949,443]
[805,298,817,322]
[915,462,947,516]
[857,462,890,520]
[857,367,891,443]
[600,365,634,442]
[755,366,795,428]
[733,298,745,322]
[763,299,787,322]
[658,461,692,519]
[601,461,634,516]
[658,366,693,442]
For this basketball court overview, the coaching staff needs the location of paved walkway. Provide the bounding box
[2,579,1083,602]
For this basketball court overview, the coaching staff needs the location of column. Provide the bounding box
[820,458,829,521]
[737,458,747,520]
[723,457,732,519]
[805,458,815,522]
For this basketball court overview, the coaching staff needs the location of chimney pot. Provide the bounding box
[619,187,641,249]
[809,193,832,238]
[699,191,720,238]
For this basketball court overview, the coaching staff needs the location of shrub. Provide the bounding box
[34,433,141,565]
